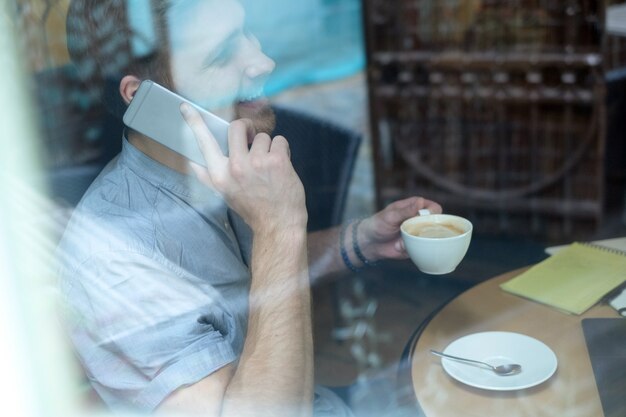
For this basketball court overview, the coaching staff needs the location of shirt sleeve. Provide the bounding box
[60,248,238,412]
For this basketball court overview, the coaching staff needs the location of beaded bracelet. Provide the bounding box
[352,218,377,267]
[340,220,361,273]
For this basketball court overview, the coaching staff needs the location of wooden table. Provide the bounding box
[409,268,619,417]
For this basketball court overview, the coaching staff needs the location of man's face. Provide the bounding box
[167,0,276,133]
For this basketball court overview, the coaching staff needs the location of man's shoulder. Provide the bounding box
[81,158,161,214]
[57,162,161,268]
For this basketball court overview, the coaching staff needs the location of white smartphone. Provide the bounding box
[123,80,229,167]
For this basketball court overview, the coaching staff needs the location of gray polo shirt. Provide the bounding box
[57,139,351,415]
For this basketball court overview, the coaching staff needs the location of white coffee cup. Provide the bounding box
[400,213,473,275]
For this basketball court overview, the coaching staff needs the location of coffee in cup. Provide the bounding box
[403,221,465,239]
[400,213,472,275]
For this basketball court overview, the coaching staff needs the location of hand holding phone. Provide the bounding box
[123,80,229,167]
[182,106,307,233]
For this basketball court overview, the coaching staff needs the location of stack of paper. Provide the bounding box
[501,242,626,315]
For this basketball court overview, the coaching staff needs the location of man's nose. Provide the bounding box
[244,51,275,80]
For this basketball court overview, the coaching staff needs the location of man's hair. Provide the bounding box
[66,0,174,100]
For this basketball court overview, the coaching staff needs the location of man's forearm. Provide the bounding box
[308,226,366,283]
[222,228,313,417]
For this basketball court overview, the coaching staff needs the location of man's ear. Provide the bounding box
[119,75,142,105]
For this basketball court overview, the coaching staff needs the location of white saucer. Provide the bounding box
[438,331,558,391]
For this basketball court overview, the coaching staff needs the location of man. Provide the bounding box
[57,0,442,415]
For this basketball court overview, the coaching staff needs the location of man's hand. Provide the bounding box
[307,196,442,281]
[181,104,307,234]
[357,196,442,262]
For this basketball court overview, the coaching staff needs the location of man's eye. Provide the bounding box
[244,30,261,49]
[212,48,234,66]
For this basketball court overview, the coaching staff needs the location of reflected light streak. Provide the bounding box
[0,5,82,416]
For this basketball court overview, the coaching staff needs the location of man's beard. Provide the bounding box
[234,100,276,136]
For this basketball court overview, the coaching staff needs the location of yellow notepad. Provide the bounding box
[500,242,626,315]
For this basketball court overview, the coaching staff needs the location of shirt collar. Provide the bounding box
[119,136,219,205]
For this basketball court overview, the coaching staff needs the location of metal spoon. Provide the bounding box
[430,350,522,376]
